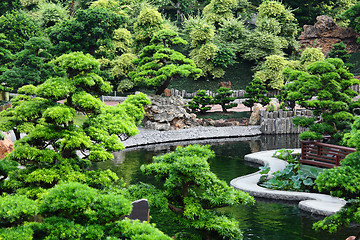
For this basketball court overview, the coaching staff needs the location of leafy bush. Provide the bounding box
[0,132,4,140]
[0,225,33,240]
[299,131,324,141]
[0,194,38,227]
[187,90,213,114]
[40,182,132,225]
[292,117,315,127]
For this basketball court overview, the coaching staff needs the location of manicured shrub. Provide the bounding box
[187,90,213,114]
[213,87,237,113]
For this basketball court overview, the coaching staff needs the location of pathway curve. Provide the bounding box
[230,149,346,216]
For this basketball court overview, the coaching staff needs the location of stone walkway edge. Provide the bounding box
[123,125,262,148]
[230,149,346,216]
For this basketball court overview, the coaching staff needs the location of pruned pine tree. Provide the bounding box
[214,87,237,112]
[140,145,255,240]
[0,52,151,197]
[243,78,270,112]
[130,29,202,95]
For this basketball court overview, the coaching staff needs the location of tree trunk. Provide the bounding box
[155,77,172,95]
[14,129,21,141]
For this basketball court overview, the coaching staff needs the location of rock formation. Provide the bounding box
[0,137,14,159]
[298,15,360,55]
[143,95,199,131]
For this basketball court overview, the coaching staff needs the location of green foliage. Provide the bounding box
[259,151,319,191]
[0,132,4,140]
[281,58,359,140]
[140,145,255,239]
[257,0,298,52]
[215,18,247,53]
[299,131,325,141]
[313,150,360,233]
[0,1,21,15]
[40,182,132,224]
[37,2,69,28]
[133,7,164,52]
[0,225,33,240]
[0,194,38,227]
[292,116,315,127]
[213,47,237,68]
[0,10,40,53]
[213,87,237,112]
[130,29,202,95]
[328,42,350,63]
[254,55,288,89]
[48,7,127,56]
[187,90,213,114]
[203,0,238,25]
[243,78,270,111]
[0,182,172,239]
[0,37,59,90]
[300,48,325,66]
[342,2,360,34]
[184,16,226,80]
[239,28,285,62]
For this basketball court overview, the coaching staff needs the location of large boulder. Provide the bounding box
[0,138,14,159]
[298,15,360,55]
[143,95,199,131]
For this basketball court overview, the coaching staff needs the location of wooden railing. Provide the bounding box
[300,141,356,168]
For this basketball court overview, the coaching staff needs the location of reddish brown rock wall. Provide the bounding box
[298,15,360,55]
[0,139,14,159]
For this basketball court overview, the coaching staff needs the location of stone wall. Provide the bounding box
[260,109,313,135]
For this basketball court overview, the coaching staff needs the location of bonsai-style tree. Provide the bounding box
[243,78,270,112]
[140,145,255,240]
[213,87,237,113]
[0,182,172,239]
[281,58,359,141]
[0,52,150,196]
[130,29,202,95]
[187,90,213,114]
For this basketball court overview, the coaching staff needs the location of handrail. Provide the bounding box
[300,141,356,168]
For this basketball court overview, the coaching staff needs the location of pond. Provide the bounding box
[94,135,358,240]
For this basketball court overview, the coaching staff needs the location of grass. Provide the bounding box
[348,52,360,76]
[196,111,251,120]
[168,60,254,92]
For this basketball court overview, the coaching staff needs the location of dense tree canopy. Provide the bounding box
[48,7,127,56]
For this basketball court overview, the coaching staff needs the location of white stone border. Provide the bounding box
[230,149,346,216]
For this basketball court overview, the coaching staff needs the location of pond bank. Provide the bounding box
[230,150,346,216]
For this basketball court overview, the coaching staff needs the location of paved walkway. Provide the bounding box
[230,150,346,216]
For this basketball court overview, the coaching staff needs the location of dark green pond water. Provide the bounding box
[94,135,358,240]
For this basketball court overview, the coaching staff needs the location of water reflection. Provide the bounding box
[94,134,357,239]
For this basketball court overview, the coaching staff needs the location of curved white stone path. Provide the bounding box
[230,149,346,216]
